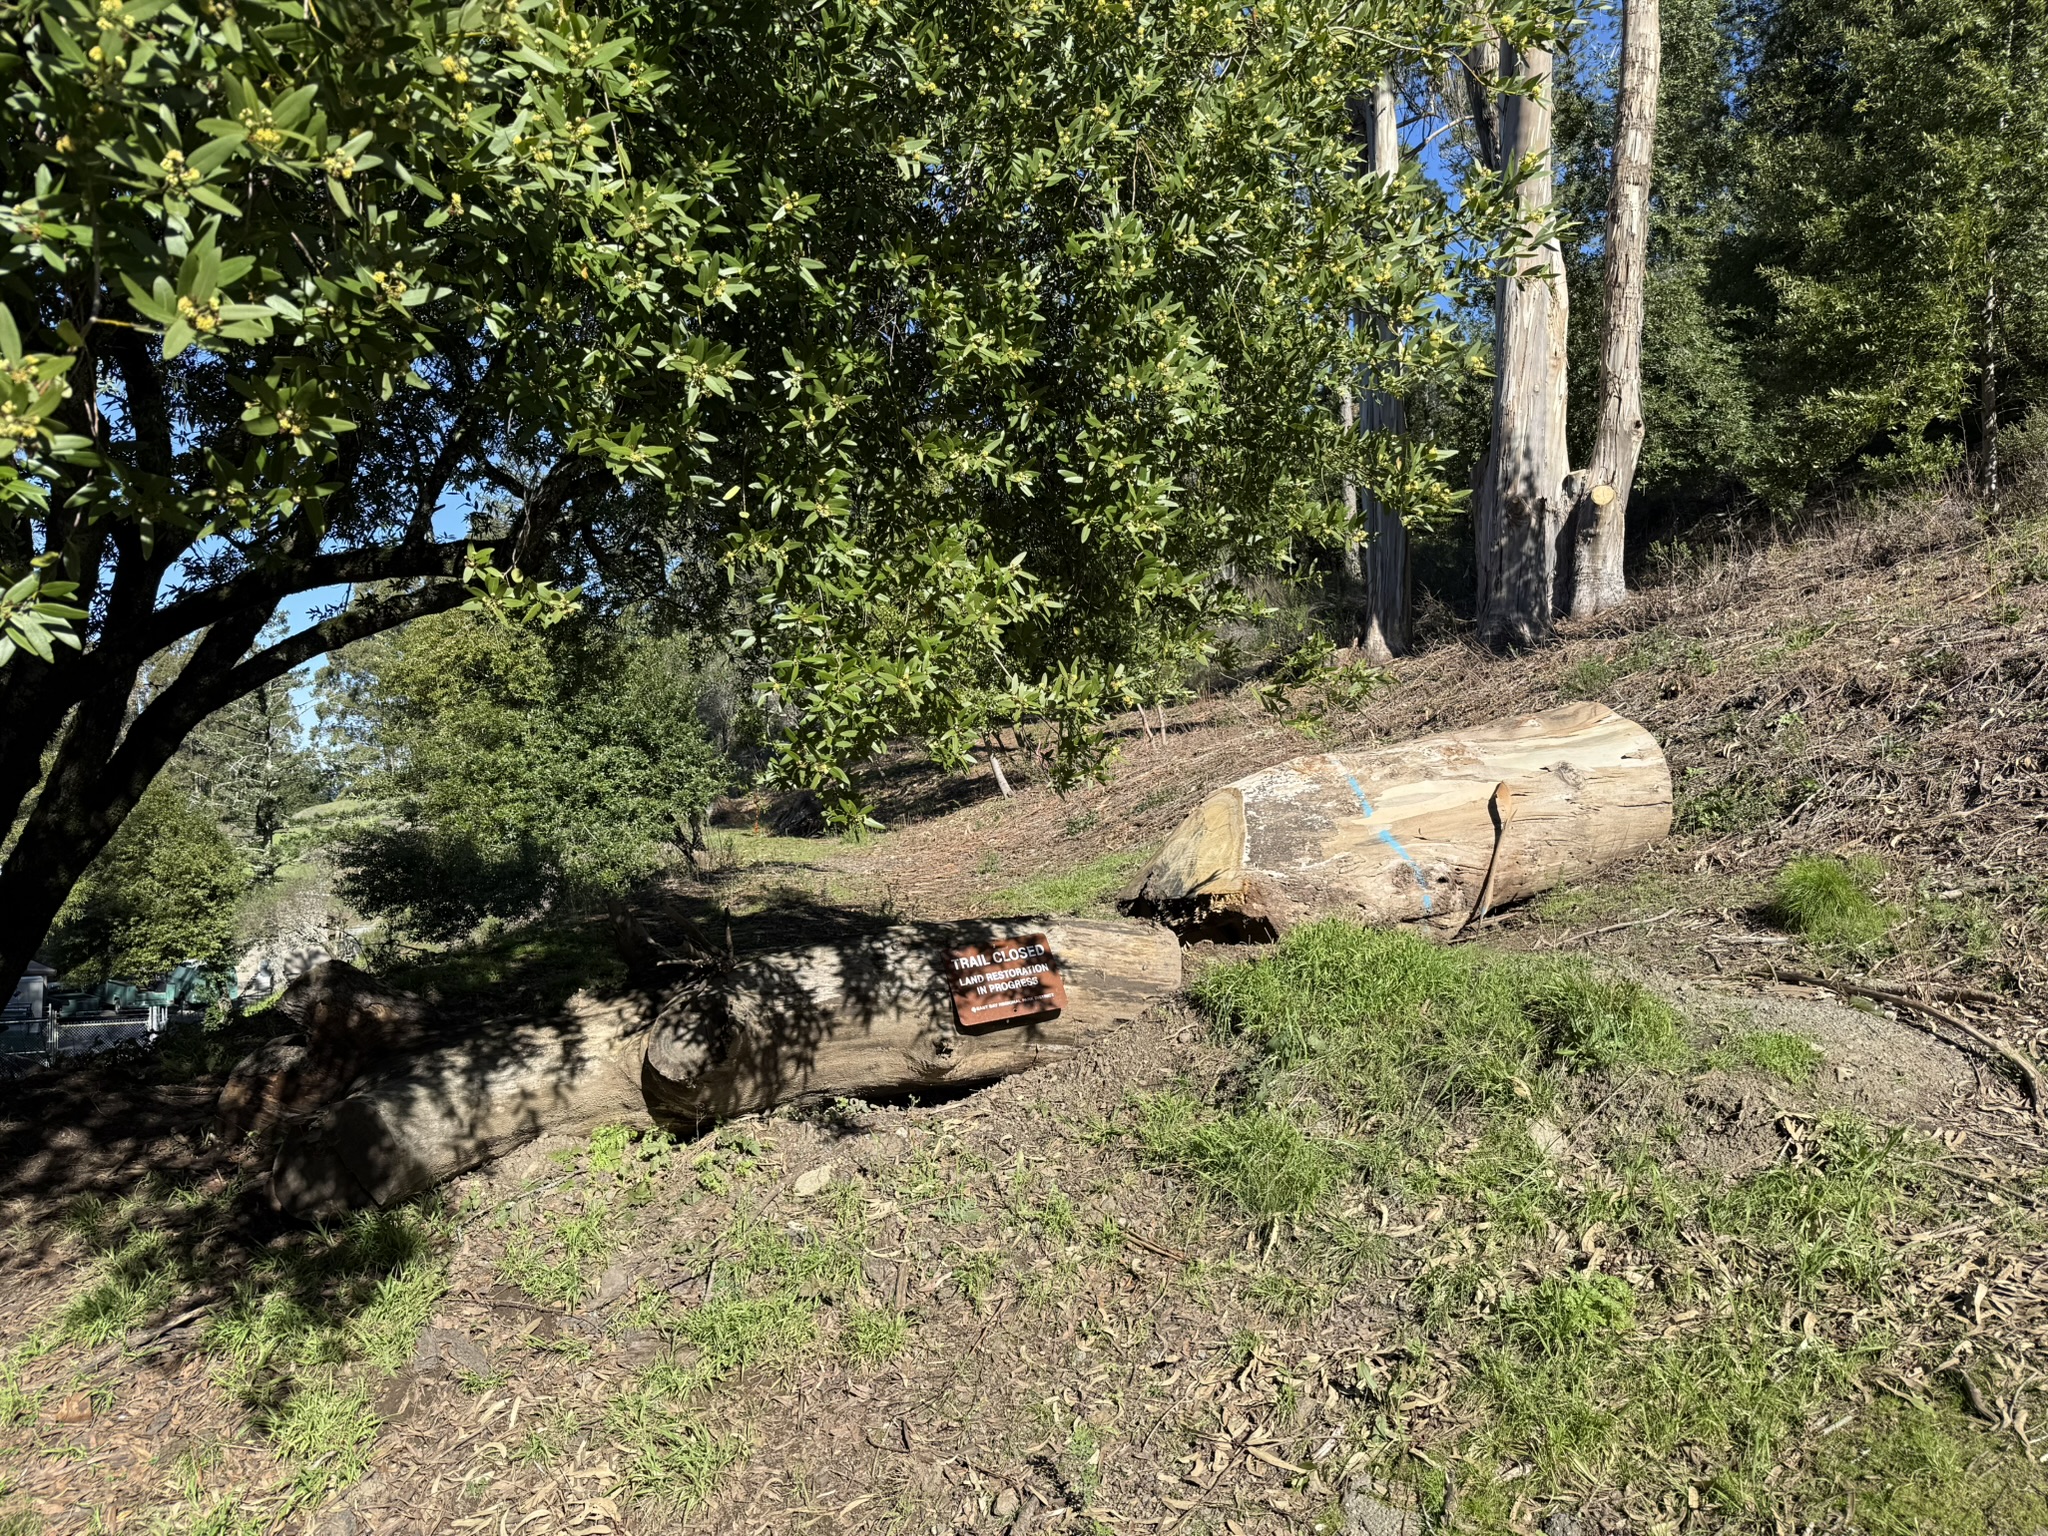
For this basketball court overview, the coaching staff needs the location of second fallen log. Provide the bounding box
[1121,701,1671,936]
[640,916,1181,1128]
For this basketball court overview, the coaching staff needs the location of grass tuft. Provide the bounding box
[1723,1029,1826,1085]
[260,1381,378,1499]
[1763,854,1898,946]
[1134,1094,1344,1218]
[984,847,1155,917]
[839,1305,910,1365]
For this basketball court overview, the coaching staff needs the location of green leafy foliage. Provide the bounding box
[46,781,251,983]
[1560,0,2048,506]
[323,613,728,939]
[1,0,1530,996]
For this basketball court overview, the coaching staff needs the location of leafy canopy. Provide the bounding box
[1,0,1525,832]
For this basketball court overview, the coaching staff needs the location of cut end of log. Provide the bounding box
[1122,702,1671,939]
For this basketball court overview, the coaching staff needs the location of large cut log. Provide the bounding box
[641,917,1181,1129]
[218,960,431,1145]
[268,993,652,1220]
[1121,702,1670,937]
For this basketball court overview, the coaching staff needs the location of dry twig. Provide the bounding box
[1775,968,2045,1120]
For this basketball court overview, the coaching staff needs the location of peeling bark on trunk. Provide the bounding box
[1571,0,1661,619]
[1475,43,1570,650]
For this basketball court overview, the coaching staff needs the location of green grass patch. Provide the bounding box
[495,1124,677,1305]
[1135,1094,1345,1217]
[606,1389,752,1511]
[1814,1397,2048,1534]
[1719,1029,1826,1085]
[1135,918,1993,1525]
[839,1305,910,1365]
[1137,923,1685,1218]
[52,1185,450,1510]
[599,1195,879,1511]
[984,847,1156,917]
[1192,920,1685,1103]
[1763,855,1899,946]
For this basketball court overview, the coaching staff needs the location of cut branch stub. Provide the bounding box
[640,917,1181,1130]
[1121,702,1671,938]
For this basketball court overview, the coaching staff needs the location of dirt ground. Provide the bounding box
[4,491,2047,1535]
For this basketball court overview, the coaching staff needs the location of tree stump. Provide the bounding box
[640,917,1182,1130]
[1121,702,1671,938]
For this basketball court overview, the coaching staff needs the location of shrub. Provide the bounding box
[1763,856,1898,946]
[47,782,251,983]
[329,615,730,940]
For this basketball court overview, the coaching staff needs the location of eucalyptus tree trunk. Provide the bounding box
[1981,273,2000,513]
[1475,42,1570,649]
[1570,0,1662,618]
[1462,38,1502,175]
[1343,75,1412,660]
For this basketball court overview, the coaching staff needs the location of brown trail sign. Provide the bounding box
[946,933,1067,1027]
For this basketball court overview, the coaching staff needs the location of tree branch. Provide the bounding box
[406,347,502,543]
[478,459,531,499]
[216,579,475,700]
[510,456,613,574]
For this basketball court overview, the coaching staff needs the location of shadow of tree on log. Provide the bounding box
[640,905,1164,1134]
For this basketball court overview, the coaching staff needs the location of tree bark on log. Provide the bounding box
[1570,0,1661,618]
[641,918,1181,1131]
[219,961,431,1145]
[268,993,652,1219]
[1121,703,1670,937]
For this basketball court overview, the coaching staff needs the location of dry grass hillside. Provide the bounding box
[2,486,2046,1536]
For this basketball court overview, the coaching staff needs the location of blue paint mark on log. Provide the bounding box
[1343,772,1375,819]
[1376,827,1434,913]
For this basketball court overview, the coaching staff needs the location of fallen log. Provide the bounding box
[268,993,652,1220]
[218,960,431,1144]
[640,917,1181,1130]
[1121,701,1671,938]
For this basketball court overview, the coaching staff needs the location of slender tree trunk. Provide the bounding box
[1475,41,1570,650]
[1570,0,1662,619]
[1980,271,2000,514]
[1356,75,1412,661]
